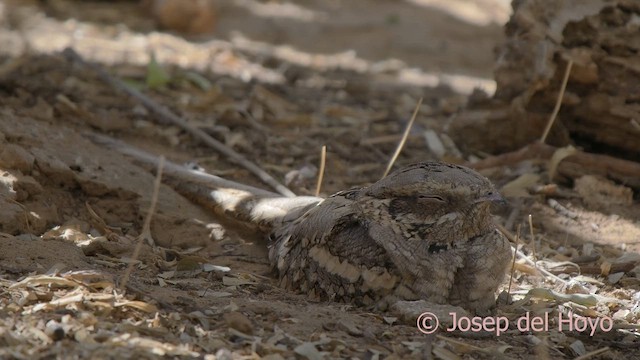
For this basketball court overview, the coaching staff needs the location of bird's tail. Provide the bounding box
[86,133,321,230]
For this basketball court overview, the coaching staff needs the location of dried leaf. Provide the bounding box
[612,309,630,321]
[158,271,176,279]
[383,316,397,325]
[514,262,541,276]
[527,288,597,307]
[423,130,446,158]
[253,85,297,119]
[548,145,576,180]
[224,311,254,335]
[10,275,79,289]
[501,173,540,197]
[198,290,232,298]
[45,263,68,275]
[49,291,84,307]
[294,342,324,360]
[571,275,603,285]
[42,225,91,243]
[607,272,624,284]
[114,300,158,313]
[175,257,202,272]
[569,340,586,356]
[202,264,231,273]
[222,276,255,286]
[432,344,462,360]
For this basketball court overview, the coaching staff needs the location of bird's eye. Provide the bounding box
[418,195,446,202]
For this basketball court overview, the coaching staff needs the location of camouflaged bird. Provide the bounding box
[89,135,511,315]
[268,162,511,315]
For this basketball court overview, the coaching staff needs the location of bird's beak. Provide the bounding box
[475,192,506,205]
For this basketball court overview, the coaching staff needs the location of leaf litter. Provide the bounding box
[0,1,639,359]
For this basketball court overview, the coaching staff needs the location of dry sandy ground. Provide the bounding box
[0,1,639,359]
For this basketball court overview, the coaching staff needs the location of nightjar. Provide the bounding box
[269,162,512,314]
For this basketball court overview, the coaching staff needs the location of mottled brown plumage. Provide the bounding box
[269,162,512,314]
[91,136,511,315]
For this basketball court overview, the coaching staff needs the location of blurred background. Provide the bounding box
[0,0,510,95]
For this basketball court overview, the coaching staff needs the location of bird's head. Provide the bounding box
[361,162,504,240]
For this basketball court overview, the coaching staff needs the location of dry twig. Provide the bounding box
[120,156,165,291]
[497,223,567,285]
[86,133,320,228]
[548,261,637,276]
[87,133,279,197]
[382,98,422,178]
[507,225,520,299]
[528,214,538,267]
[540,60,573,143]
[315,145,327,197]
[468,142,640,189]
[63,47,295,197]
[573,347,610,360]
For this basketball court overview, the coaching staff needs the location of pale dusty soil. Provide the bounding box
[0,1,639,359]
